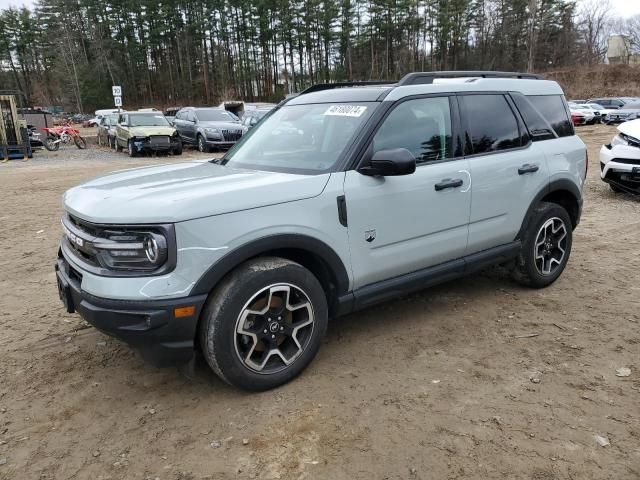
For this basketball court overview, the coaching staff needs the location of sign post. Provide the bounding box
[112,86,122,113]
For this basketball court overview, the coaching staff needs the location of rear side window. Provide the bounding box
[460,94,522,155]
[527,95,574,137]
[511,94,556,141]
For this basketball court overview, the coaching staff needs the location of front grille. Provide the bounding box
[149,135,170,146]
[611,157,640,165]
[222,130,242,142]
[63,215,101,267]
[605,170,640,192]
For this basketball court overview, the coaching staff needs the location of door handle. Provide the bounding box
[434,178,464,191]
[518,164,539,175]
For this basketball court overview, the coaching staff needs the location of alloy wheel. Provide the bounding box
[234,284,315,374]
[534,217,567,276]
[198,136,205,152]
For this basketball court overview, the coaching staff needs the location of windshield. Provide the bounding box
[196,109,237,122]
[587,103,604,109]
[129,114,170,127]
[223,103,376,173]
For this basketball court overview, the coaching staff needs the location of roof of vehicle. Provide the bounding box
[288,71,563,105]
[125,111,165,115]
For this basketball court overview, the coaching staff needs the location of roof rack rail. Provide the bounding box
[299,81,396,95]
[398,71,542,86]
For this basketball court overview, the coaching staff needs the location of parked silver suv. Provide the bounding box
[55,71,586,390]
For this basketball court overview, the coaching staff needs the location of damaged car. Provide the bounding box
[600,119,640,194]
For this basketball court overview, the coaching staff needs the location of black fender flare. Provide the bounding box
[516,179,583,240]
[190,234,351,297]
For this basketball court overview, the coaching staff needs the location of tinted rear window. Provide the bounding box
[527,95,574,137]
[461,94,522,155]
[511,94,555,141]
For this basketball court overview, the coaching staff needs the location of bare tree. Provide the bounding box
[577,0,612,65]
[622,15,640,53]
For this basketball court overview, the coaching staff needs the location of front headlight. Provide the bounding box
[612,133,640,148]
[204,128,220,135]
[61,215,175,275]
[94,230,168,271]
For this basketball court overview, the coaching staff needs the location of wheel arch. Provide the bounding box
[517,179,582,240]
[190,234,351,316]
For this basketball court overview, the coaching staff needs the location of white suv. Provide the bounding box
[56,71,587,390]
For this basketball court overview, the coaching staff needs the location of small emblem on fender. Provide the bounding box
[365,229,376,243]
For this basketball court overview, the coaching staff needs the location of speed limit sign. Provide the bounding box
[112,86,122,97]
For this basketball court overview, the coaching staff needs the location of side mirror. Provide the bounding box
[359,148,416,176]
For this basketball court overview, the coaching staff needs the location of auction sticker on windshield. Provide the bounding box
[324,105,367,117]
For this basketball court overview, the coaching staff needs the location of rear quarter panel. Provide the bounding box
[544,136,587,194]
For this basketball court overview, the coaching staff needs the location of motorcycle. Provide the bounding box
[42,125,87,151]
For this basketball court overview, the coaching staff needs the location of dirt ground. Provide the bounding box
[0,125,638,480]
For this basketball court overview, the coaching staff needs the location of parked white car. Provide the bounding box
[600,119,640,194]
[568,104,596,125]
[584,103,614,122]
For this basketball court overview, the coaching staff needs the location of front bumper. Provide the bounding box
[55,256,207,366]
[606,116,633,124]
[132,138,181,152]
[600,144,640,194]
[204,137,240,149]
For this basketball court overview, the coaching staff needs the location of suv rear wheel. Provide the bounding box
[199,257,328,391]
[513,202,572,288]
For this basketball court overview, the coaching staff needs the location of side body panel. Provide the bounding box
[344,160,471,289]
[466,144,550,253]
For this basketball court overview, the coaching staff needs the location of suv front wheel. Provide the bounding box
[199,257,328,391]
[513,202,573,288]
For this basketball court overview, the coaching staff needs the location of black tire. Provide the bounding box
[115,139,123,152]
[197,134,209,153]
[74,136,87,149]
[43,135,59,151]
[97,134,101,146]
[127,140,137,157]
[609,183,623,193]
[199,257,328,391]
[173,140,183,155]
[513,202,573,288]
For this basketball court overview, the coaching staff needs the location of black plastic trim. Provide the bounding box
[516,179,583,239]
[55,257,207,366]
[190,234,351,297]
[337,195,348,227]
[398,71,541,86]
[350,241,521,311]
[299,81,396,95]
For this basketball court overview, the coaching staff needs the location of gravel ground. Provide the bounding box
[0,124,639,480]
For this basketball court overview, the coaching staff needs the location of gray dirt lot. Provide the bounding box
[0,126,639,480]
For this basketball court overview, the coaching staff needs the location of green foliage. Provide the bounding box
[0,0,585,112]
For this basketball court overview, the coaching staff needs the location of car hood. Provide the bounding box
[198,121,242,130]
[618,119,640,139]
[129,126,176,136]
[63,161,331,224]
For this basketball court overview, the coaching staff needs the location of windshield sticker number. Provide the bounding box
[324,105,367,117]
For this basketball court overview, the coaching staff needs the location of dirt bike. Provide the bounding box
[42,125,87,151]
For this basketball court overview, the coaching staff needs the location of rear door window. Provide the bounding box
[527,95,574,137]
[460,94,522,155]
